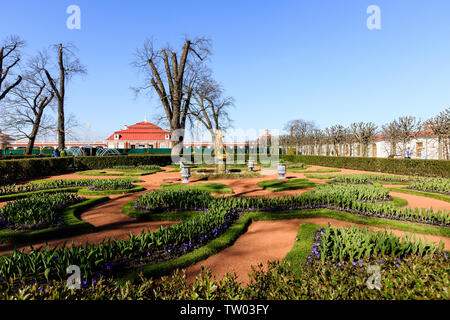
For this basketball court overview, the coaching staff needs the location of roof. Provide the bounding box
[106,121,170,141]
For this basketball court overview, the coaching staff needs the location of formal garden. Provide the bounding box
[0,154,448,300]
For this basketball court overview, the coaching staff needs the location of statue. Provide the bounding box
[214,129,227,173]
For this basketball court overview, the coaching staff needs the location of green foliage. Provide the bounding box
[281,155,450,177]
[0,155,171,185]
[288,146,295,156]
[408,177,450,194]
[0,251,447,300]
[304,174,337,179]
[0,158,75,185]
[111,165,161,171]
[0,193,83,230]
[74,155,171,170]
[161,183,233,194]
[257,179,316,192]
[334,174,409,184]
[136,189,214,212]
[89,178,134,191]
[191,171,261,180]
[1,178,140,197]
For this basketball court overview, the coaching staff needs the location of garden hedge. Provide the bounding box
[73,155,172,170]
[281,155,450,177]
[0,155,172,185]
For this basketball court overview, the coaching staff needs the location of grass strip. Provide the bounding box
[77,185,145,196]
[0,197,108,244]
[122,200,199,221]
[387,187,450,203]
[257,179,316,192]
[304,174,338,180]
[161,182,233,194]
[289,168,341,173]
[283,223,321,277]
[76,169,161,176]
[0,187,82,202]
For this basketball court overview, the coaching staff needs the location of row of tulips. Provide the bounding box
[408,177,450,194]
[111,165,161,171]
[333,174,409,184]
[334,174,450,194]
[89,179,135,191]
[309,224,444,265]
[0,178,137,196]
[0,198,240,286]
[0,193,85,231]
[136,185,449,226]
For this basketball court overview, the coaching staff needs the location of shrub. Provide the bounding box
[0,155,171,185]
[74,155,171,170]
[0,158,75,185]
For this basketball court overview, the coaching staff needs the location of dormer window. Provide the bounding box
[114,134,120,140]
[165,134,170,140]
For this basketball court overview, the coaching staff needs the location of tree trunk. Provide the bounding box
[57,44,65,151]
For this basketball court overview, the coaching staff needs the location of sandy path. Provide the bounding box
[389,191,450,211]
[183,218,450,285]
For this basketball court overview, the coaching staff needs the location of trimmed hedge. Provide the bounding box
[0,157,75,185]
[73,155,171,170]
[281,155,450,178]
[0,155,172,185]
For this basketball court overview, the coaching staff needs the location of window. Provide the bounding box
[165,134,170,140]
[416,142,423,157]
[114,134,120,140]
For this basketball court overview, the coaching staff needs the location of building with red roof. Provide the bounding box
[106,121,172,149]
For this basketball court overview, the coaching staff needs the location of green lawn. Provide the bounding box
[161,182,233,194]
[304,173,338,180]
[76,169,161,176]
[288,168,341,173]
[257,178,316,192]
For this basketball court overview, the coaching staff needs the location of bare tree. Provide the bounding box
[35,43,86,151]
[2,68,55,154]
[0,36,25,103]
[395,116,422,156]
[426,108,450,160]
[283,119,317,155]
[189,76,234,145]
[325,125,346,156]
[381,121,402,157]
[350,122,378,157]
[134,37,211,157]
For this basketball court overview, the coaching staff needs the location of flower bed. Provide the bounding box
[0,183,448,290]
[0,193,85,231]
[0,178,140,198]
[1,224,448,300]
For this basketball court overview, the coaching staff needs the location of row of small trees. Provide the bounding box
[280,109,450,159]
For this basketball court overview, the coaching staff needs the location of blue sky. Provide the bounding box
[1,0,449,140]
